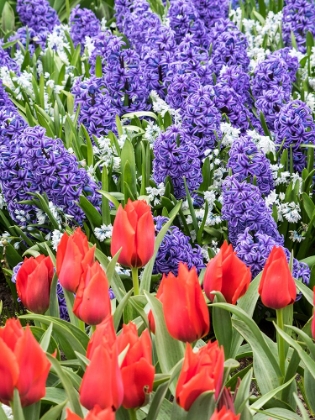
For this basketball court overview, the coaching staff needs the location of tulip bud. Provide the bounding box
[87,315,116,359]
[176,341,225,411]
[203,241,251,304]
[210,407,240,420]
[66,406,115,420]
[117,322,155,409]
[258,246,296,309]
[159,262,209,342]
[111,199,155,268]
[16,255,54,314]
[57,228,95,293]
[73,261,112,325]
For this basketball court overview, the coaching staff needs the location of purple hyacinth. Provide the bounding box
[72,76,119,138]
[251,55,292,100]
[153,125,202,199]
[16,0,60,32]
[227,135,274,195]
[0,126,101,225]
[166,73,201,109]
[211,29,249,75]
[153,216,205,275]
[255,87,288,130]
[181,85,222,157]
[214,84,250,132]
[104,48,150,113]
[271,48,299,83]
[0,109,27,148]
[9,27,48,56]
[114,0,133,32]
[282,0,315,52]
[0,45,20,73]
[222,176,284,247]
[208,18,239,45]
[56,282,70,321]
[217,65,251,105]
[274,100,315,151]
[193,0,229,28]
[235,229,310,284]
[89,31,125,76]
[70,6,101,51]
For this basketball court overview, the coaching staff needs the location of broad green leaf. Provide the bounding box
[39,400,67,420]
[79,195,102,228]
[12,389,25,420]
[43,388,67,405]
[146,381,170,420]
[234,368,253,413]
[250,377,295,413]
[212,292,233,359]
[2,2,15,32]
[186,392,215,420]
[304,368,315,416]
[40,323,53,352]
[113,289,133,330]
[253,408,301,420]
[296,280,313,305]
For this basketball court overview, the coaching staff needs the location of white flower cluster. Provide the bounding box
[94,224,113,241]
[46,25,71,65]
[247,129,276,155]
[146,182,165,205]
[265,190,302,223]
[150,90,182,125]
[144,121,161,147]
[93,136,121,171]
[220,122,240,147]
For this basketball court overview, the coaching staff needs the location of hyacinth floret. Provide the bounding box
[235,229,310,284]
[89,32,125,76]
[251,55,292,100]
[282,0,315,52]
[222,176,284,247]
[255,87,288,130]
[181,85,222,157]
[166,73,201,110]
[16,0,60,32]
[70,6,101,51]
[274,100,315,151]
[227,135,274,195]
[218,65,251,105]
[208,18,238,45]
[153,216,205,276]
[72,76,119,138]
[0,45,20,73]
[153,125,202,199]
[193,0,229,28]
[271,48,300,83]
[9,27,48,56]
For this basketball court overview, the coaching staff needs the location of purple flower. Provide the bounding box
[217,65,251,105]
[208,18,239,45]
[153,216,205,275]
[70,6,101,51]
[16,0,60,32]
[166,73,201,109]
[8,27,47,56]
[282,0,315,52]
[227,135,274,195]
[193,0,229,28]
[0,45,20,73]
[255,87,288,130]
[89,31,125,76]
[153,125,202,199]
[181,85,222,157]
[72,76,119,137]
[222,176,283,247]
[271,48,299,83]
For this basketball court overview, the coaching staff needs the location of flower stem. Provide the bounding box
[276,308,286,380]
[128,408,138,420]
[132,267,140,296]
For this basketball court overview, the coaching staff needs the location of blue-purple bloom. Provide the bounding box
[70,6,101,51]
[153,125,202,199]
[16,0,60,32]
[255,87,288,130]
[0,45,20,73]
[8,27,47,56]
[217,65,251,105]
[227,135,274,195]
[194,0,229,28]
[271,48,300,83]
[153,216,205,275]
[89,31,125,76]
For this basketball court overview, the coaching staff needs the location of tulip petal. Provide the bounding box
[57,234,83,293]
[111,205,136,267]
[135,210,155,267]
[0,338,19,405]
[221,252,251,304]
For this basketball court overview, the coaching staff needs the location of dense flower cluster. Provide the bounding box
[153,125,202,199]
[16,0,60,32]
[0,45,20,73]
[69,6,101,51]
[153,217,205,275]
[8,27,48,57]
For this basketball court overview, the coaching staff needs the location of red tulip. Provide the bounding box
[312,287,315,340]
[87,315,116,360]
[203,241,251,304]
[56,228,95,293]
[111,199,155,268]
[160,263,209,342]
[66,406,115,420]
[73,261,111,325]
[117,322,155,409]
[80,337,123,410]
[176,341,224,411]
[210,407,240,420]
[0,320,50,407]
[258,246,296,309]
[16,255,54,314]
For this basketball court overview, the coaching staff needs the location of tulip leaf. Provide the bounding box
[0,405,9,420]
[253,408,301,420]
[39,400,68,420]
[79,195,102,229]
[293,393,310,420]
[62,288,84,329]
[212,292,233,359]
[43,388,67,405]
[171,401,187,420]
[105,247,121,284]
[285,325,315,360]
[46,354,84,417]
[74,351,90,370]
[12,389,25,420]
[48,273,60,319]
[113,289,134,330]
[234,368,253,413]
[140,201,182,293]
[40,322,53,352]
[186,391,215,420]
[98,190,120,209]
[144,292,185,386]
[296,279,313,305]
[22,401,40,420]
[274,323,315,382]
[121,139,137,202]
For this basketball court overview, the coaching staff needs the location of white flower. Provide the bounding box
[278,202,301,223]
[0,193,6,209]
[94,224,113,242]
[0,404,13,419]
[220,122,240,146]
[247,129,276,155]
[146,183,165,205]
[204,190,216,211]
[51,230,63,250]
[36,209,47,225]
[265,191,278,207]
[289,230,305,243]
[0,231,11,247]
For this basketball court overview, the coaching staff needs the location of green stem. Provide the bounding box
[65,0,70,20]
[128,408,137,420]
[131,267,140,296]
[276,308,286,380]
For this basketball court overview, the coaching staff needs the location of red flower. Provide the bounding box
[80,337,123,410]
[56,228,95,293]
[66,406,115,420]
[111,199,155,268]
[87,315,116,360]
[203,241,251,304]
[176,341,224,411]
[73,261,111,325]
[210,407,240,420]
[160,263,209,342]
[258,246,296,309]
[16,255,54,314]
[0,320,50,407]
[117,322,155,409]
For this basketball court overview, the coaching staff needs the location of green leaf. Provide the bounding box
[302,192,315,222]
[146,381,170,420]
[144,292,185,385]
[140,200,181,292]
[250,377,295,413]
[234,368,253,413]
[39,400,67,420]
[40,323,53,352]
[253,408,301,420]
[186,392,215,420]
[212,292,233,359]
[98,190,121,209]
[304,368,315,416]
[79,195,102,228]
[5,243,23,266]
[113,289,134,330]
[95,55,103,77]
[0,404,9,420]
[12,389,25,420]
[296,280,313,305]
[2,2,15,32]
[43,388,67,405]
[46,354,84,417]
